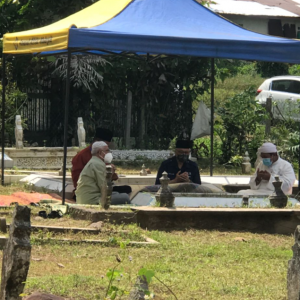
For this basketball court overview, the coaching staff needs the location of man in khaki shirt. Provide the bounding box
[76,141,130,205]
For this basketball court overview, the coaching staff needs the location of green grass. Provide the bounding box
[17,228,293,299]
[0,182,33,195]
[200,73,264,107]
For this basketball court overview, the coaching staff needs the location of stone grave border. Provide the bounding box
[0,208,159,249]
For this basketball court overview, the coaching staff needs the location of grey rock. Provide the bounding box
[88,221,103,230]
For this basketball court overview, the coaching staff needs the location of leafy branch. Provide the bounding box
[51,54,110,90]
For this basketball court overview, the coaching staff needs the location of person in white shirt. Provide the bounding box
[237,142,296,195]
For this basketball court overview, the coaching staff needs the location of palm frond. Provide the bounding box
[51,55,110,90]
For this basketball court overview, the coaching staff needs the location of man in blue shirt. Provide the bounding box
[155,140,201,185]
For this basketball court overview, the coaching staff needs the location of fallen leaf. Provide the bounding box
[57,263,65,268]
[32,257,42,261]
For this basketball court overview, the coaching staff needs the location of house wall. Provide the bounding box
[221,14,300,36]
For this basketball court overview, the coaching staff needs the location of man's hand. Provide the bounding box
[170,171,189,183]
[111,164,118,181]
[255,168,271,185]
[177,171,190,182]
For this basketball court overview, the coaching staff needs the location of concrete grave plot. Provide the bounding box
[131,192,299,208]
[57,193,300,235]
[0,205,158,248]
[129,192,300,234]
[0,153,14,168]
[20,174,74,199]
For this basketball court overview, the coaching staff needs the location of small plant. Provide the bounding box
[12,165,20,175]
[229,155,243,167]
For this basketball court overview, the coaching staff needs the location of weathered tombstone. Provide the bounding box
[140,164,147,176]
[241,151,251,174]
[15,115,24,149]
[288,226,300,300]
[268,175,288,208]
[155,171,175,207]
[0,218,7,233]
[129,276,149,300]
[100,165,113,209]
[77,117,86,148]
[0,204,31,300]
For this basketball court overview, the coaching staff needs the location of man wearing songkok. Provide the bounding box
[155,139,201,185]
[238,142,296,195]
[76,142,130,205]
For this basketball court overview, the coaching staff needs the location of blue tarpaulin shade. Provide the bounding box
[69,0,300,62]
[4,0,300,62]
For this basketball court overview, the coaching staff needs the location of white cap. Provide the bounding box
[260,142,277,154]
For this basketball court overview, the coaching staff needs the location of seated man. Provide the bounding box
[72,127,131,198]
[238,142,296,195]
[155,140,201,185]
[76,142,130,205]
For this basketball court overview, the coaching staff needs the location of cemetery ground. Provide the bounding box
[0,185,295,299]
[13,224,295,299]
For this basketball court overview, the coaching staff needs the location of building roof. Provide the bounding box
[208,0,300,17]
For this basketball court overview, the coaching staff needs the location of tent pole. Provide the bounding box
[1,55,6,186]
[210,58,215,177]
[299,109,300,191]
[62,50,71,205]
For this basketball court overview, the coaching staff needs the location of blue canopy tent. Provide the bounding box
[3,0,300,202]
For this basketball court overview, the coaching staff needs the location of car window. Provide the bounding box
[271,80,290,92]
[271,79,300,94]
[287,80,300,94]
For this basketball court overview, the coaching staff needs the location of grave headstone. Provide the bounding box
[288,226,300,299]
[241,151,251,174]
[155,171,175,207]
[269,175,288,208]
[140,164,147,176]
[0,218,7,233]
[0,204,31,300]
[129,275,149,300]
[77,117,86,148]
[15,115,24,149]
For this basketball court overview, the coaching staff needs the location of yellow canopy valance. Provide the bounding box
[3,0,132,54]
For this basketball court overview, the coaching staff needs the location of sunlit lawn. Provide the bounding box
[14,228,293,300]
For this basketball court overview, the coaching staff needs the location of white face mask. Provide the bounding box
[104,152,113,164]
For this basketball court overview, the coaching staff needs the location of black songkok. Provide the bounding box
[94,128,113,142]
[175,140,193,149]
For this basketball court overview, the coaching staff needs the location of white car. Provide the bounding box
[255,76,300,120]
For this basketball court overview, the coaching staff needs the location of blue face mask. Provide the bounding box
[262,158,272,167]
